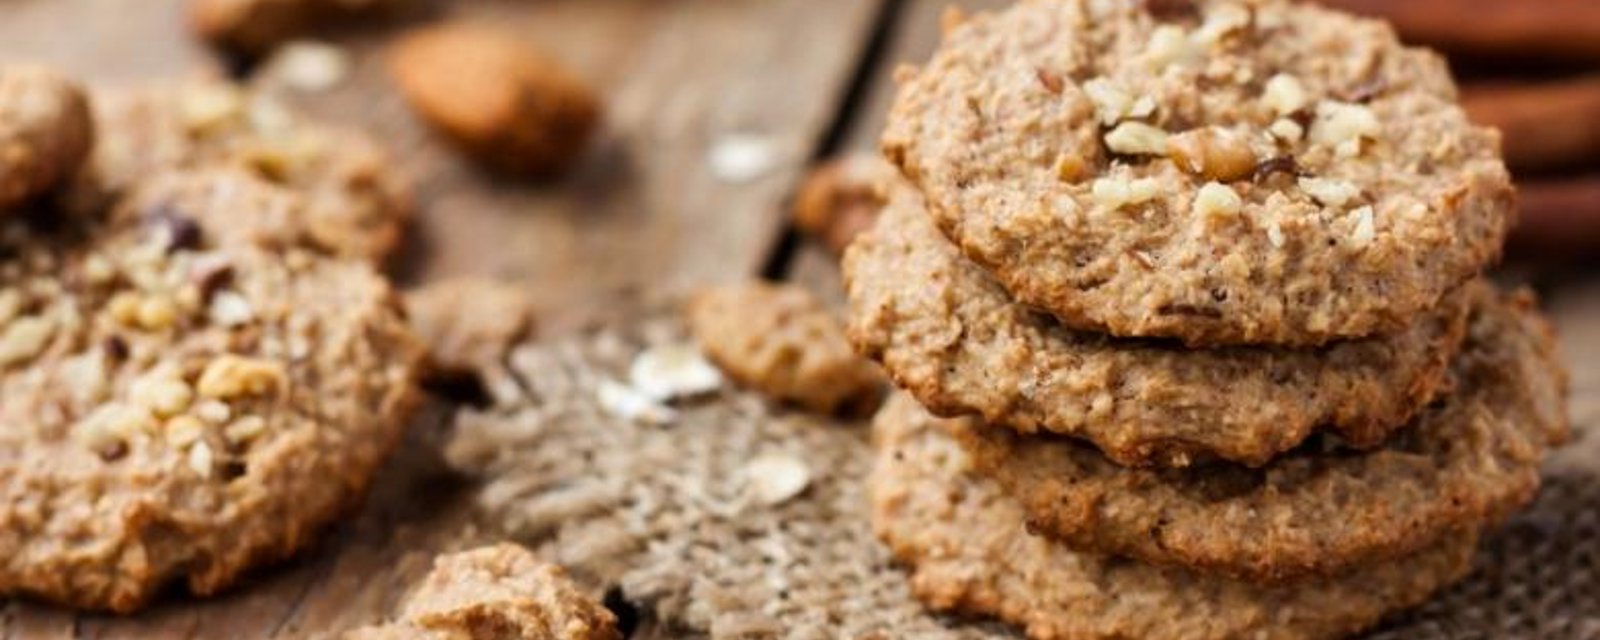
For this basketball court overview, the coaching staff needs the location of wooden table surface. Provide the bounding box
[1,0,1596,638]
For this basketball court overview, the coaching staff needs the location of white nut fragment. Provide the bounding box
[1268,118,1304,143]
[208,291,254,327]
[744,452,811,506]
[1104,121,1169,156]
[188,441,215,478]
[1262,74,1309,116]
[709,134,779,184]
[0,315,54,367]
[1298,177,1360,208]
[597,378,678,425]
[1144,25,1198,68]
[1348,206,1376,248]
[1083,78,1133,126]
[1310,101,1380,157]
[268,41,351,93]
[132,376,194,418]
[628,343,723,402]
[1193,181,1243,220]
[1193,3,1251,46]
[1091,176,1161,210]
[1266,220,1286,248]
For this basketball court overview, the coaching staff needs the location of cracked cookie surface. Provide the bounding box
[846,178,1468,467]
[958,285,1568,582]
[870,391,1480,640]
[883,0,1512,346]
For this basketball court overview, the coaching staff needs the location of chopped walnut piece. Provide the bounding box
[1166,127,1257,181]
[1193,181,1243,221]
[1310,100,1381,157]
[197,355,285,399]
[687,282,882,415]
[1091,176,1161,210]
[1262,73,1309,116]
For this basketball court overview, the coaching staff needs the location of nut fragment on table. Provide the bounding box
[0,65,92,212]
[791,153,894,254]
[389,22,602,178]
[687,282,883,415]
[345,543,620,640]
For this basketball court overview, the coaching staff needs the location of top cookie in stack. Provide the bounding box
[844,1,1567,637]
[881,0,1511,349]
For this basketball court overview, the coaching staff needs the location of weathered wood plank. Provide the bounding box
[0,0,217,84]
[0,0,887,637]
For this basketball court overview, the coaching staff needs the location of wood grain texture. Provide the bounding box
[0,0,218,84]
[0,0,886,637]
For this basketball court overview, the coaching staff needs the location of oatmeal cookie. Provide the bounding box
[71,79,411,263]
[845,179,1468,467]
[0,65,92,211]
[389,22,601,177]
[688,282,882,414]
[346,543,620,640]
[0,177,422,612]
[871,392,1479,640]
[882,0,1513,346]
[959,285,1568,583]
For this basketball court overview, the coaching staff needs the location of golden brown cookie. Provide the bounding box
[871,392,1480,640]
[0,172,422,612]
[958,285,1568,583]
[345,543,620,640]
[72,78,411,264]
[0,65,92,211]
[389,22,602,178]
[845,178,1469,467]
[883,0,1513,346]
[688,282,883,414]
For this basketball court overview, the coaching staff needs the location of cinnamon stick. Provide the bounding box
[1317,0,1600,61]
[1464,76,1600,172]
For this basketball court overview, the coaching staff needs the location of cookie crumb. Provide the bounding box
[791,153,893,254]
[345,544,620,640]
[687,282,882,415]
[0,65,92,211]
[1104,121,1170,156]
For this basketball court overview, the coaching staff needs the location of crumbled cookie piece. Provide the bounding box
[0,170,422,612]
[0,65,92,211]
[71,79,411,264]
[791,153,894,254]
[188,0,395,56]
[389,22,601,177]
[406,278,537,378]
[346,544,620,640]
[687,282,882,414]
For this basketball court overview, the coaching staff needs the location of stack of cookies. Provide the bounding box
[843,1,1571,638]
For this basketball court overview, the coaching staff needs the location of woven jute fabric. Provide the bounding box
[443,309,1597,639]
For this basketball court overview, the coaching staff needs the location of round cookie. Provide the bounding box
[0,65,92,211]
[845,179,1469,467]
[0,176,422,612]
[882,0,1513,346]
[70,79,411,264]
[958,284,1569,583]
[870,392,1480,640]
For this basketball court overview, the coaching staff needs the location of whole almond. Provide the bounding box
[389,23,601,178]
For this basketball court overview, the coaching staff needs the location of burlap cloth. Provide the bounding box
[441,308,1598,639]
